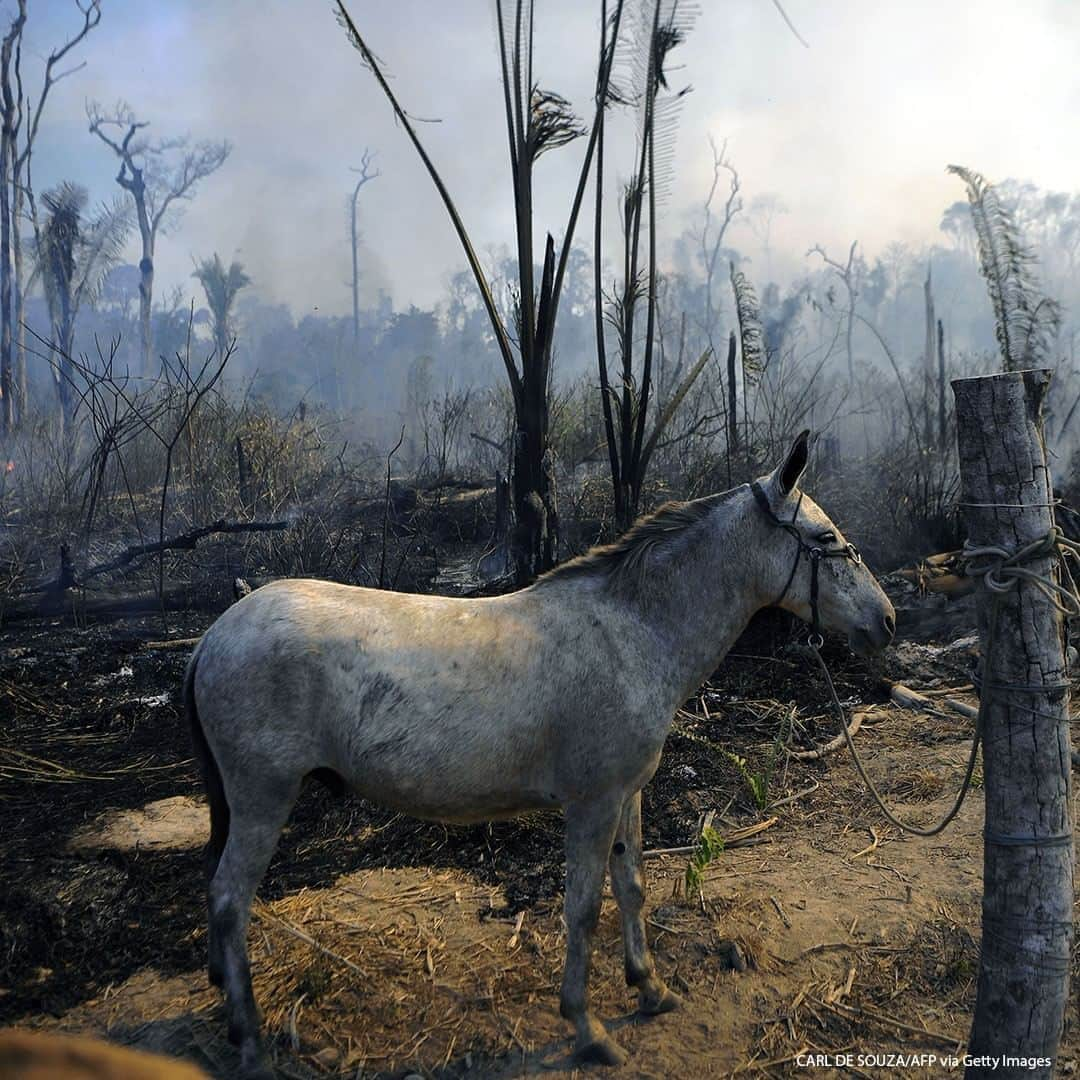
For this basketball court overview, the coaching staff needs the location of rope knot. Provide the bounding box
[961,529,1080,618]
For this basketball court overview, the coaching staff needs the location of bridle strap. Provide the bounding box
[751,480,805,608]
[750,479,861,646]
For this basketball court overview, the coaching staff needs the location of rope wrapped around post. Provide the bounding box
[810,525,1080,838]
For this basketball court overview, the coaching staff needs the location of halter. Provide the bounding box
[750,480,862,648]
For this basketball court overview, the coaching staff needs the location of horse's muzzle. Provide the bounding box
[848,609,896,656]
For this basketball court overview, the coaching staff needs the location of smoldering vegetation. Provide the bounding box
[1,1,1080,1077]
[0,7,1077,603]
[3,164,1079,605]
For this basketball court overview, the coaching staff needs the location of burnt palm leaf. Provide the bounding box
[948,164,1061,370]
[528,88,586,162]
[730,262,766,385]
[650,17,684,89]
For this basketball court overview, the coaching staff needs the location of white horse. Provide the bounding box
[186,432,894,1076]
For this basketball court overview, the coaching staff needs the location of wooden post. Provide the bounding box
[953,370,1074,1078]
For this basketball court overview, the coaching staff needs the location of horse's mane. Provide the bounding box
[536,489,739,586]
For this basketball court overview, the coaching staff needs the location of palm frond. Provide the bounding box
[639,346,711,475]
[40,181,86,293]
[730,261,766,384]
[76,195,132,309]
[947,164,1062,370]
[193,252,251,346]
[527,87,586,162]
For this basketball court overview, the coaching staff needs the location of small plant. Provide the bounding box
[725,752,768,810]
[724,707,793,811]
[685,824,725,897]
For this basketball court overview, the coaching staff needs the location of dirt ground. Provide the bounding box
[1,599,1078,1078]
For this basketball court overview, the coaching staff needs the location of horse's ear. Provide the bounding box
[778,429,811,495]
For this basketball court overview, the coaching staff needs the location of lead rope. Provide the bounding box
[810,526,1080,837]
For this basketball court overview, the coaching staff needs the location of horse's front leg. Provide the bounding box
[609,789,681,1015]
[560,797,626,1066]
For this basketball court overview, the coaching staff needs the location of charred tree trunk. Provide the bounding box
[0,128,12,434]
[12,180,26,422]
[954,370,1073,1079]
[726,329,738,461]
[922,265,935,445]
[138,251,154,376]
[350,194,360,348]
[235,436,250,507]
[937,317,947,453]
[510,391,558,582]
[348,155,378,350]
[0,9,20,434]
[493,468,509,540]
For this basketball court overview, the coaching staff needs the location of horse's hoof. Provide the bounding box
[241,1044,274,1080]
[575,1035,628,1067]
[639,986,682,1016]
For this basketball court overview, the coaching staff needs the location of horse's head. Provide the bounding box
[753,431,895,657]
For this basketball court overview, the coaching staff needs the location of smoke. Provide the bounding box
[15,0,1075,323]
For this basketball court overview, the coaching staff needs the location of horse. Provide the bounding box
[186,431,895,1076]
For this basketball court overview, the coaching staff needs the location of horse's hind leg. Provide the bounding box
[204,792,231,989]
[210,779,299,1080]
[609,789,681,1016]
[560,797,626,1067]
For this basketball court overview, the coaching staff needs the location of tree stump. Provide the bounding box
[954,370,1074,1078]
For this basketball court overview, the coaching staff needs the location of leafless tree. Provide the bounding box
[336,0,626,583]
[808,240,859,382]
[0,3,27,432]
[699,136,742,341]
[348,149,379,349]
[746,192,787,282]
[7,1,102,429]
[87,100,230,376]
[594,0,709,530]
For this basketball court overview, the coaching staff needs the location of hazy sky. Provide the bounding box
[23,0,1080,318]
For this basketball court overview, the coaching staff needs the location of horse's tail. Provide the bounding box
[185,646,230,881]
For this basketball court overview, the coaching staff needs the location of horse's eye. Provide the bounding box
[816,531,837,544]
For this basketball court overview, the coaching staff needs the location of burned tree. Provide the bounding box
[2,0,103,430]
[192,254,251,362]
[87,101,230,375]
[594,0,710,531]
[698,136,742,344]
[948,165,1061,372]
[808,239,859,383]
[337,0,625,582]
[0,4,24,433]
[35,181,130,428]
[348,149,379,350]
[727,261,765,473]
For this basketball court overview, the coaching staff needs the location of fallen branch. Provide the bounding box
[143,637,202,651]
[887,681,979,721]
[0,587,211,623]
[643,816,778,859]
[787,709,871,760]
[767,780,820,808]
[15,520,288,597]
[82,519,288,582]
[893,551,976,597]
